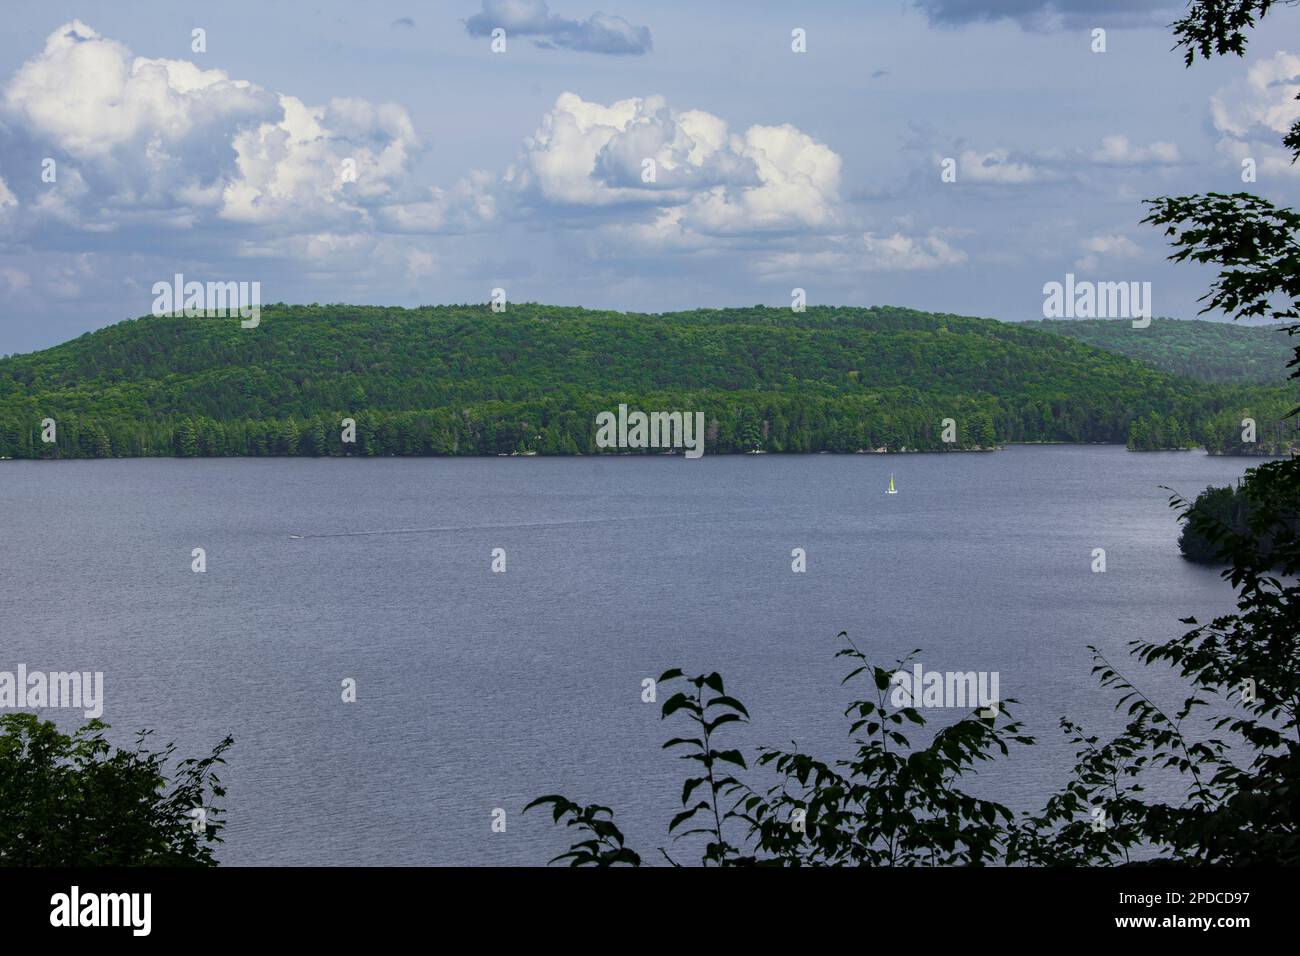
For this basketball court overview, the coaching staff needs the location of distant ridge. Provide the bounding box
[0,304,1292,458]
[1031,317,1294,385]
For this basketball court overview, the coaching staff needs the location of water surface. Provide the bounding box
[0,447,1257,864]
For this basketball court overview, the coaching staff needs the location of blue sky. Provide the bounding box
[0,0,1297,353]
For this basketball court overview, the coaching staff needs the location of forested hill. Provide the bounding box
[0,303,1292,458]
[1032,318,1295,385]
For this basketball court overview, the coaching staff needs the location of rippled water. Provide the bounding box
[0,447,1258,864]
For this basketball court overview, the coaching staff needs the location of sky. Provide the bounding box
[0,0,1297,354]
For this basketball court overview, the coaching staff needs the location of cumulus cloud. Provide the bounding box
[0,19,863,328]
[506,92,841,235]
[218,96,420,226]
[1211,50,1300,177]
[0,21,492,242]
[913,0,1177,30]
[464,0,652,55]
[1,23,839,256]
[3,21,270,161]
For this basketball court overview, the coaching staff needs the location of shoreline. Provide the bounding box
[1,443,1287,463]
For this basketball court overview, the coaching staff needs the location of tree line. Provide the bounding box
[3,389,1290,459]
[0,304,1293,458]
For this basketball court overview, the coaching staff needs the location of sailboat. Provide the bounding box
[886,473,898,495]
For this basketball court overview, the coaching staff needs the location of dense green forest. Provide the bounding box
[1032,317,1295,385]
[0,303,1293,458]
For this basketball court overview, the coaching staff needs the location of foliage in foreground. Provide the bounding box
[0,713,233,866]
[1177,466,1300,564]
[531,512,1297,867]
[529,649,1032,866]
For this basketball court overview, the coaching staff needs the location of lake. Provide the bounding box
[0,446,1259,865]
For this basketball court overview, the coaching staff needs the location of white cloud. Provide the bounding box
[0,21,856,316]
[754,225,968,276]
[687,123,842,233]
[1090,134,1180,166]
[508,92,841,236]
[218,94,420,227]
[951,137,1179,185]
[0,21,485,238]
[1074,233,1141,272]
[3,21,270,159]
[1,31,835,250]
[958,148,1047,184]
[1211,51,1300,177]
[0,175,16,228]
[750,249,857,278]
[861,229,967,271]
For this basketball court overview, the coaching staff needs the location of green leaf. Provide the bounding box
[668,802,709,832]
